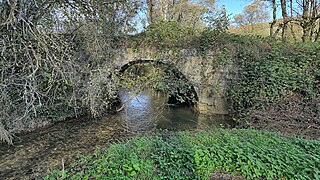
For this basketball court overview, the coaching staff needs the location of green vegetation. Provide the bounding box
[229,41,320,114]
[45,129,320,179]
[199,31,319,137]
[145,20,198,49]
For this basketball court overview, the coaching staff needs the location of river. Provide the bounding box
[0,89,233,179]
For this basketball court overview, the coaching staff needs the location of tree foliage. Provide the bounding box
[233,0,270,33]
[204,5,230,31]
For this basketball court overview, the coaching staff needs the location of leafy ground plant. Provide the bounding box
[44,129,320,180]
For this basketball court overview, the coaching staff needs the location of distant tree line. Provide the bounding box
[144,0,229,31]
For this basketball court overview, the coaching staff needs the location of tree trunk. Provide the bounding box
[250,22,254,33]
[289,0,297,42]
[147,0,154,24]
[310,0,319,41]
[159,0,169,20]
[280,0,288,42]
[309,0,315,41]
[315,20,320,41]
[290,0,293,17]
[300,0,320,42]
[316,0,320,41]
[273,23,283,38]
[270,0,277,37]
[301,0,310,42]
[159,0,165,20]
[290,22,297,42]
[163,2,168,21]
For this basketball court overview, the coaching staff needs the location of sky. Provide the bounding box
[217,0,300,20]
[216,0,274,26]
[217,0,252,17]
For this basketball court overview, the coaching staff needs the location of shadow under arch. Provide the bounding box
[118,59,198,106]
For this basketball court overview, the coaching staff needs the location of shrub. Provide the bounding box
[144,20,197,49]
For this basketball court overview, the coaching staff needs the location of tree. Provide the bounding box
[204,4,230,31]
[298,0,320,42]
[144,0,216,29]
[273,0,320,42]
[266,0,320,42]
[269,0,277,37]
[147,0,155,23]
[288,0,298,42]
[280,0,289,41]
[233,0,270,33]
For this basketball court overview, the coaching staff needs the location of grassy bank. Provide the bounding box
[45,129,320,180]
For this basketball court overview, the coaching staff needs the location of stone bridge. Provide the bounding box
[113,48,237,114]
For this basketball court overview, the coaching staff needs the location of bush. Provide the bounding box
[144,20,198,49]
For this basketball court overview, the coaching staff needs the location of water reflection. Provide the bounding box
[118,89,233,132]
[119,90,167,132]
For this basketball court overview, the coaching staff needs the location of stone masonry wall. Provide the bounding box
[114,48,237,114]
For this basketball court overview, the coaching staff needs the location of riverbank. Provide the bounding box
[236,94,320,140]
[45,128,320,179]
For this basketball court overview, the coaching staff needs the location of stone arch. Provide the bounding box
[118,59,198,106]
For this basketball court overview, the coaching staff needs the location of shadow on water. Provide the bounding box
[0,89,234,179]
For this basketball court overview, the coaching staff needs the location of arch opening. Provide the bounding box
[118,59,198,107]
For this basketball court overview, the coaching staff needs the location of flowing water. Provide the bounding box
[0,89,233,179]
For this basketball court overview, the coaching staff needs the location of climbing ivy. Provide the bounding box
[228,39,319,114]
